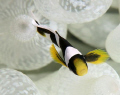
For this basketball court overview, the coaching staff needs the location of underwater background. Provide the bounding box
[0,0,120,95]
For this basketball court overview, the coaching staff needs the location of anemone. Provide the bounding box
[34,0,112,24]
[35,63,120,95]
[0,68,40,95]
[106,24,120,63]
[68,13,119,48]
[0,0,67,70]
[111,0,118,9]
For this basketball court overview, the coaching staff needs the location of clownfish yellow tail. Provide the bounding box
[84,49,109,64]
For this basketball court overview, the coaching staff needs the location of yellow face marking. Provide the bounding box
[74,58,88,76]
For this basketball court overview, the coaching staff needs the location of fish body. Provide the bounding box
[33,20,109,76]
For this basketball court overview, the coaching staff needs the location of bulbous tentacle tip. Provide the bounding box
[106,24,120,63]
[89,75,120,95]
[10,14,37,42]
[0,0,68,71]
[48,63,120,95]
[33,0,113,23]
[0,68,40,95]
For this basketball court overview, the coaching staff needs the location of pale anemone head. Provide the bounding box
[111,0,118,9]
[68,13,119,48]
[106,24,120,63]
[0,68,40,95]
[34,0,112,23]
[10,15,36,42]
[89,75,120,95]
[0,0,67,70]
[42,63,120,95]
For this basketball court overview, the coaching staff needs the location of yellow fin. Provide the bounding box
[50,44,67,67]
[84,49,109,64]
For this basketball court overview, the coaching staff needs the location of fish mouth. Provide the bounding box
[78,69,88,76]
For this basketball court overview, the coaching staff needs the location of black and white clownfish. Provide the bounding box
[32,20,109,76]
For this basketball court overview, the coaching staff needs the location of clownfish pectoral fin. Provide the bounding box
[84,49,109,64]
[50,44,67,67]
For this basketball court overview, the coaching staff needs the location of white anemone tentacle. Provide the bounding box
[0,68,40,95]
[35,63,120,95]
[34,0,112,23]
[106,24,120,63]
[0,0,67,70]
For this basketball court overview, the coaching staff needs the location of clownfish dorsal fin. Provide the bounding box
[50,44,67,67]
[84,49,109,64]
[37,27,46,37]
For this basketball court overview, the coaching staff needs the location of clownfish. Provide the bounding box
[32,20,109,76]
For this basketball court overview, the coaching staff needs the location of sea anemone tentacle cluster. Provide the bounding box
[0,0,67,70]
[0,0,120,95]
